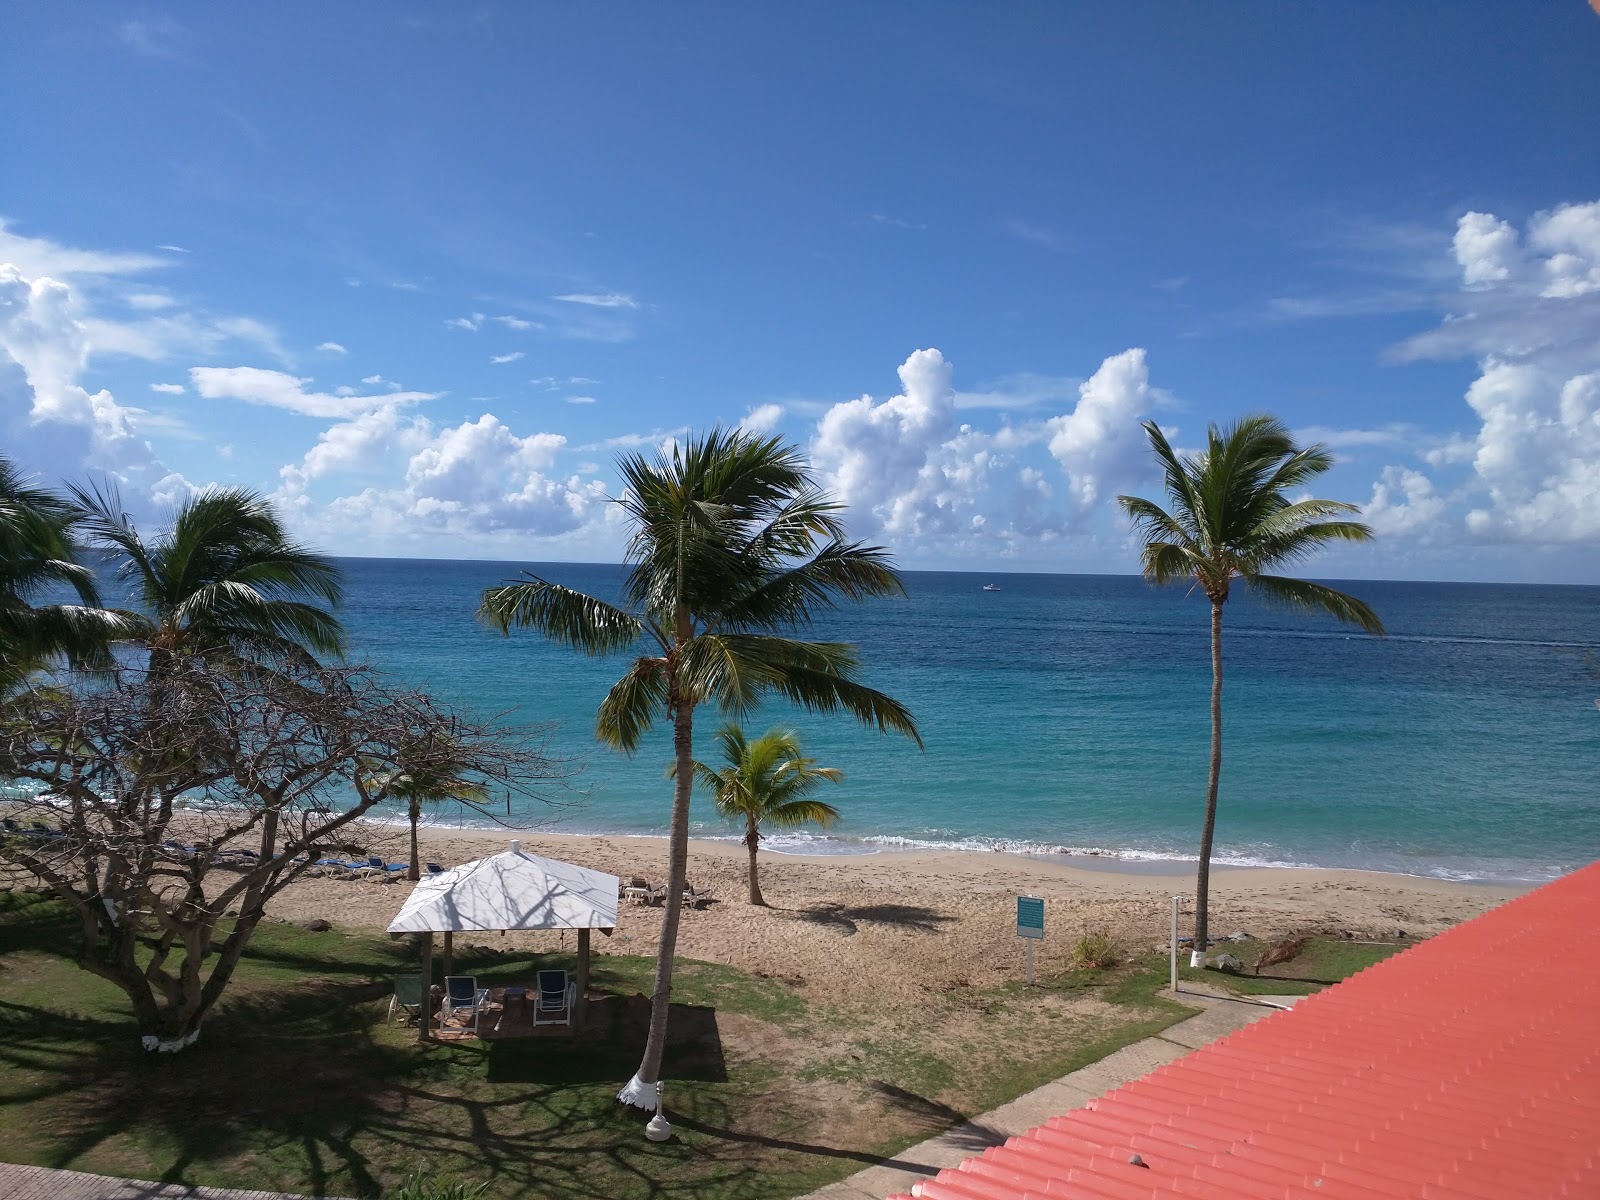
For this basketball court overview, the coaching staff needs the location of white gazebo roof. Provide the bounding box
[386,840,620,934]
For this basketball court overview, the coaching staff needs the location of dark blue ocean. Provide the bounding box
[334,558,1600,884]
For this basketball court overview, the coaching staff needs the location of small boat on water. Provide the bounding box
[981,583,1001,592]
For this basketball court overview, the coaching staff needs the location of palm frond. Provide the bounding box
[478,576,645,654]
[1247,574,1386,635]
[595,657,669,751]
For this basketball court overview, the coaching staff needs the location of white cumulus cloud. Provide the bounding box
[1377,201,1600,547]
[490,351,525,364]
[1044,348,1157,508]
[317,341,347,354]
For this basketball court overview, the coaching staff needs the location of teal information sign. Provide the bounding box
[1016,895,1045,939]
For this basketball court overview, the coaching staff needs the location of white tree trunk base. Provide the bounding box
[1189,950,1207,969]
[141,1025,201,1053]
[616,1072,660,1110]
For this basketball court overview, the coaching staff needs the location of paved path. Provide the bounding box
[795,987,1302,1200]
[0,1162,346,1200]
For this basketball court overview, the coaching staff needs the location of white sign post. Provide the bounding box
[1170,895,1181,995]
[1016,895,1045,987]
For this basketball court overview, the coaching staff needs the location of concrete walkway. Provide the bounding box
[796,988,1301,1200]
[0,1162,345,1200]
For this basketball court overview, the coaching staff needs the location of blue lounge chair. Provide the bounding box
[426,862,445,876]
[359,855,406,874]
[534,969,576,1027]
[441,975,490,1035]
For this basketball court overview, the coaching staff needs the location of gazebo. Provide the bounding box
[387,840,619,1036]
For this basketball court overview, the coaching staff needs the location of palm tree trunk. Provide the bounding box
[745,817,765,906]
[407,799,421,882]
[1195,599,1224,960]
[619,698,693,1109]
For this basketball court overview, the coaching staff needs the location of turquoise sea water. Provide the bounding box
[335,558,1600,884]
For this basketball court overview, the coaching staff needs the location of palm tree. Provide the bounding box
[1116,415,1384,959]
[686,724,842,906]
[367,751,490,882]
[0,457,131,690]
[479,428,919,1109]
[69,483,345,671]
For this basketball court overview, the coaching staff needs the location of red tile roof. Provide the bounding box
[890,861,1600,1200]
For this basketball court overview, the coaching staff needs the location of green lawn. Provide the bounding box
[0,891,1197,1199]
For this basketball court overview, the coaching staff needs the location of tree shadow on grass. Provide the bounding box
[0,978,766,1200]
[789,903,956,937]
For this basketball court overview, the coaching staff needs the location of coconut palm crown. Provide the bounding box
[1116,414,1383,957]
[0,457,132,689]
[687,724,842,906]
[479,427,919,1108]
[69,482,345,668]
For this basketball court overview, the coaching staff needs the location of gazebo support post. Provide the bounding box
[442,930,454,981]
[576,928,591,1029]
[418,931,434,1043]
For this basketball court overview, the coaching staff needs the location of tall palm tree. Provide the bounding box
[0,457,130,690]
[479,428,919,1109]
[69,483,345,671]
[686,724,842,906]
[1116,415,1384,959]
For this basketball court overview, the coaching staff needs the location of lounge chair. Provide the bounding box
[534,969,576,1026]
[441,975,490,1035]
[683,882,714,909]
[622,877,656,905]
[425,862,446,876]
[387,972,425,1024]
[354,855,406,876]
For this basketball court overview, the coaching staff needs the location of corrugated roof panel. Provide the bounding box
[890,860,1600,1200]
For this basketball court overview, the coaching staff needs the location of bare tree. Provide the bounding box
[0,656,560,1052]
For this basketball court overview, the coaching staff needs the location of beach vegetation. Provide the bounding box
[0,657,553,1052]
[365,741,492,882]
[391,1171,492,1200]
[67,481,347,672]
[478,428,920,1110]
[1071,928,1121,970]
[680,723,843,905]
[0,456,132,694]
[1117,415,1384,953]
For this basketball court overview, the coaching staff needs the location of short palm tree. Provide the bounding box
[479,428,919,1109]
[1116,415,1384,958]
[69,483,345,672]
[0,457,130,690]
[686,724,842,906]
[367,752,490,882]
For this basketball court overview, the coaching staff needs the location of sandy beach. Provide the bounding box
[263,822,1531,1012]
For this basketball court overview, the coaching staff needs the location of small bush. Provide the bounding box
[390,1172,491,1200]
[1072,929,1121,970]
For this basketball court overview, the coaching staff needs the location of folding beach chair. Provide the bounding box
[388,972,425,1024]
[534,969,576,1026]
[441,975,491,1035]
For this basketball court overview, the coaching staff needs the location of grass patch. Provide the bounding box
[0,892,1192,1198]
[1171,936,1410,997]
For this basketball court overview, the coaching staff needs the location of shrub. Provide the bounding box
[1072,929,1121,970]
[391,1172,491,1200]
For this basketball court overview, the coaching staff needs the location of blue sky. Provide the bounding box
[4,4,1600,581]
